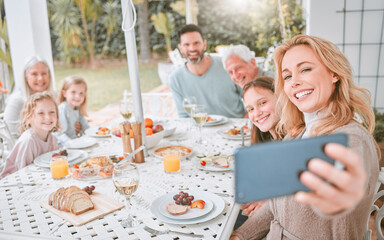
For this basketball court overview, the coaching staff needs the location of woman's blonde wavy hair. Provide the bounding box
[274,34,375,137]
[20,91,60,134]
[59,75,88,117]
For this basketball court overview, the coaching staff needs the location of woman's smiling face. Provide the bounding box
[281,45,339,113]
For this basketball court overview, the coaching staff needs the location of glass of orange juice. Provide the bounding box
[163,154,180,173]
[50,156,69,179]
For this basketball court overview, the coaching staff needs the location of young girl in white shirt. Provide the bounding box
[56,76,89,146]
[1,92,59,178]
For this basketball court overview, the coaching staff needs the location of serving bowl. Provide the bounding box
[145,130,164,148]
[163,123,177,137]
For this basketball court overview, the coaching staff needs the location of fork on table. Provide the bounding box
[144,225,204,238]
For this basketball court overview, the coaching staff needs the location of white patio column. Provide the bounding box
[121,0,147,155]
[4,0,55,95]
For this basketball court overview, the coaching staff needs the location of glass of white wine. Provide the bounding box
[113,161,140,228]
[120,99,133,121]
[182,96,197,130]
[191,105,207,144]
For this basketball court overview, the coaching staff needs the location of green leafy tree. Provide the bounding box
[100,0,119,58]
[74,0,102,68]
[151,12,174,55]
[48,0,83,63]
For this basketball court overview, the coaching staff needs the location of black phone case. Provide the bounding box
[234,133,348,203]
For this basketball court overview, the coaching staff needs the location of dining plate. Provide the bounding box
[64,137,97,149]
[217,129,251,140]
[195,155,234,172]
[85,127,112,138]
[34,150,88,168]
[157,192,214,220]
[203,115,228,127]
[150,190,225,225]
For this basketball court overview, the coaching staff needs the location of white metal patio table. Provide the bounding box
[0,118,248,239]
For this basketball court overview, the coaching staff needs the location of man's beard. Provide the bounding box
[185,50,205,64]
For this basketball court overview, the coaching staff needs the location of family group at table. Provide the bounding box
[0,23,380,240]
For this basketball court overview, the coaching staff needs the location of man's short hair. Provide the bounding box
[222,44,255,68]
[178,24,204,40]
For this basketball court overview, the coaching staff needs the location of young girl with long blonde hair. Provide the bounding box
[56,76,89,146]
[1,92,59,178]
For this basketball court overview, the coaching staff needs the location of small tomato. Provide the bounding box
[200,161,206,166]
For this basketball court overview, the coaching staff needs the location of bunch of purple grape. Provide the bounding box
[83,185,95,195]
[173,191,194,205]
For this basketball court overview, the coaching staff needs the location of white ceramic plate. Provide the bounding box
[195,156,234,172]
[150,190,225,224]
[203,115,228,127]
[64,137,97,149]
[34,150,88,168]
[217,129,250,140]
[158,192,214,220]
[85,126,112,138]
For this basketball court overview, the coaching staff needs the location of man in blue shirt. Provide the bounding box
[169,24,246,118]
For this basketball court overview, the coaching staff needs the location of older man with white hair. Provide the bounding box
[222,45,274,88]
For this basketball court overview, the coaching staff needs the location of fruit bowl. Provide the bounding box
[163,124,177,137]
[145,130,164,149]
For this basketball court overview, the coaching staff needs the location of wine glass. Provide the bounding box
[182,96,197,131]
[191,105,207,145]
[182,96,197,117]
[113,161,140,228]
[120,99,133,121]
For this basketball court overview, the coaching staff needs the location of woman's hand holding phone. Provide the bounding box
[295,143,367,214]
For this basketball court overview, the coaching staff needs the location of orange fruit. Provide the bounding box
[144,118,153,128]
[145,127,153,136]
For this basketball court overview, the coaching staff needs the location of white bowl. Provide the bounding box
[163,125,177,137]
[144,130,164,149]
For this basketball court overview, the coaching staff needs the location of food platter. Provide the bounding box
[150,190,225,224]
[158,193,214,220]
[70,155,123,180]
[152,145,193,159]
[195,154,234,172]
[217,129,251,140]
[85,126,112,138]
[203,115,228,127]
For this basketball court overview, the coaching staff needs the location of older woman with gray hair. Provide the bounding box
[222,44,274,88]
[4,56,55,138]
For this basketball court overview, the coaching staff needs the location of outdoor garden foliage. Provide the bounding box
[46,0,304,63]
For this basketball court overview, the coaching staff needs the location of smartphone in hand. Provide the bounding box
[234,133,348,203]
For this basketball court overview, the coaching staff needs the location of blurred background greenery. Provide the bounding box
[0,0,305,111]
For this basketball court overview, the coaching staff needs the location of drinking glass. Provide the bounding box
[182,96,197,131]
[50,156,69,179]
[113,161,140,228]
[163,154,180,173]
[191,105,207,144]
[120,99,133,121]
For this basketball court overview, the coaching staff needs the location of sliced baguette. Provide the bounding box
[69,197,94,215]
[48,186,94,215]
[166,204,188,215]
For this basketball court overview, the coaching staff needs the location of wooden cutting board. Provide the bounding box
[41,192,124,226]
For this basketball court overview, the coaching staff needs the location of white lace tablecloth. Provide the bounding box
[0,118,249,239]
